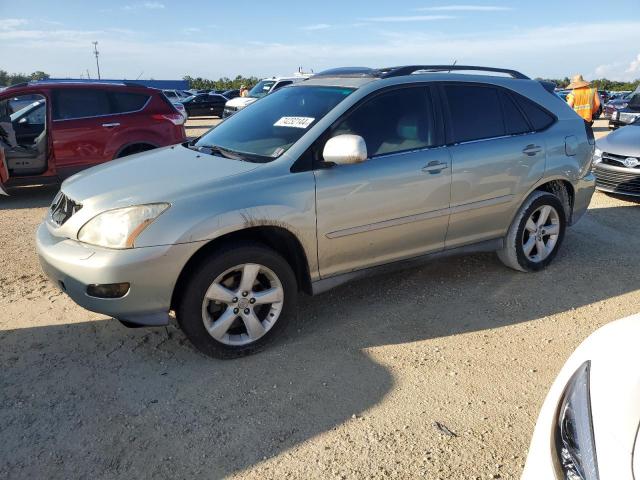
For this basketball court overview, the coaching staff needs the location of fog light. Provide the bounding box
[87,283,130,299]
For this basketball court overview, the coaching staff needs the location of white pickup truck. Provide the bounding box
[222,74,309,118]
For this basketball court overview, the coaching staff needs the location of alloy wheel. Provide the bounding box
[201,263,284,346]
[522,205,561,263]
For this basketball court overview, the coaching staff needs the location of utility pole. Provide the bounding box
[92,41,101,79]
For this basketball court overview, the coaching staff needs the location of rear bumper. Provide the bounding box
[36,223,205,326]
[571,172,595,225]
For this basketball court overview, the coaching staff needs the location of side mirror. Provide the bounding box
[18,117,28,125]
[323,134,367,165]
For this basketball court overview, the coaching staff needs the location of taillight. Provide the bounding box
[152,113,184,126]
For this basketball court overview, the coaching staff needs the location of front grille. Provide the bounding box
[594,164,640,195]
[50,192,82,226]
[601,152,640,168]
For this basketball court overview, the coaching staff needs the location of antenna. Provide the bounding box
[86,68,91,80]
[448,59,457,74]
[92,41,101,79]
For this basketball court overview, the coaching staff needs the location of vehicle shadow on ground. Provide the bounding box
[0,186,57,210]
[2,202,640,478]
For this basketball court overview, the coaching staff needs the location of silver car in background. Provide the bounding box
[593,119,640,197]
[36,65,595,358]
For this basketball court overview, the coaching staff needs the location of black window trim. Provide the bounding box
[51,88,151,122]
[437,81,557,146]
[295,83,447,172]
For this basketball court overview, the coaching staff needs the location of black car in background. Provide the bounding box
[181,93,227,117]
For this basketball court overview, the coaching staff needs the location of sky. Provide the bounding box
[1,0,639,81]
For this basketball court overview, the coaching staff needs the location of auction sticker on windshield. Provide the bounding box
[274,117,315,129]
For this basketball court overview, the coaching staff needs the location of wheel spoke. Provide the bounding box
[536,239,547,259]
[523,236,536,256]
[545,224,560,236]
[239,264,260,293]
[241,311,266,340]
[537,206,551,228]
[205,283,236,304]
[525,218,537,233]
[253,287,283,305]
[206,308,238,341]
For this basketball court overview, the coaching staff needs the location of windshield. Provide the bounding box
[248,80,276,99]
[195,86,354,161]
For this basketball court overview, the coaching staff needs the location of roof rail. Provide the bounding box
[377,65,530,80]
[313,67,378,78]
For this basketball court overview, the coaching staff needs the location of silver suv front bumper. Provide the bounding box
[36,223,205,326]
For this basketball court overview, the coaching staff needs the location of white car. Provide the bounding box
[523,314,640,479]
[222,74,309,118]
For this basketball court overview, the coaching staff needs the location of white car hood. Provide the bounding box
[225,97,257,108]
[523,314,640,479]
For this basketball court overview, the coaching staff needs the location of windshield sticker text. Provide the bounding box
[274,117,315,129]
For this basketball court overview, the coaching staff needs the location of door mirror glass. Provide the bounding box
[323,134,368,165]
[18,117,28,124]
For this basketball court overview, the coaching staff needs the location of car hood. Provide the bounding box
[522,314,640,480]
[597,124,640,157]
[225,97,257,108]
[61,144,260,207]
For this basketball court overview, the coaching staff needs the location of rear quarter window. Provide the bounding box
[110,92,149,113]
[512,94,555,131]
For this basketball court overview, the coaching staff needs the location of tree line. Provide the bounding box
[2,69,638,92]
[538,77,639,91]
[0,70,50,86]
[182,75,261,91]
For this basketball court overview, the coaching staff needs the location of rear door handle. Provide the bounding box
[102,122,120,128]
[422,161,449,174]
[522,144,542,156]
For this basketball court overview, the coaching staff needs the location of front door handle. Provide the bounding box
[522,144,543,156]
[102,122,120,128]
[422,161,449,174]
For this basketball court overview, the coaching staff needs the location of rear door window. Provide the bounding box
[500,91,531,135]
[52,89,111,120]
[512,94,555,131]
[444,84,505,143]
[332,86,439,157]
[110,92,149,113]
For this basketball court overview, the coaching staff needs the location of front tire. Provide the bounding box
[497,191,566,272]
[177,243,297,358]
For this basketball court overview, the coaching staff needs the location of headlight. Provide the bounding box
[555,361,599,480]
[78,203,170,249]
[592,148,603,165]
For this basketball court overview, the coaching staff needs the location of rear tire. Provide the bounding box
[177,242,297,359]
[497,191,566,272]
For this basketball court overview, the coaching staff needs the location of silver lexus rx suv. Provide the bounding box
[36,65,596,358]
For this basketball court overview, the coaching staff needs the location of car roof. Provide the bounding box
[2,81,155,95]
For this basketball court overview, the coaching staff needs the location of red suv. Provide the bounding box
[0,81,186,195]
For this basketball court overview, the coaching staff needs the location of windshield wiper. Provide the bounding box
[188,143,246,161]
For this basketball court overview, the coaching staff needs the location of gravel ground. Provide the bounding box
[1,120,638,479]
